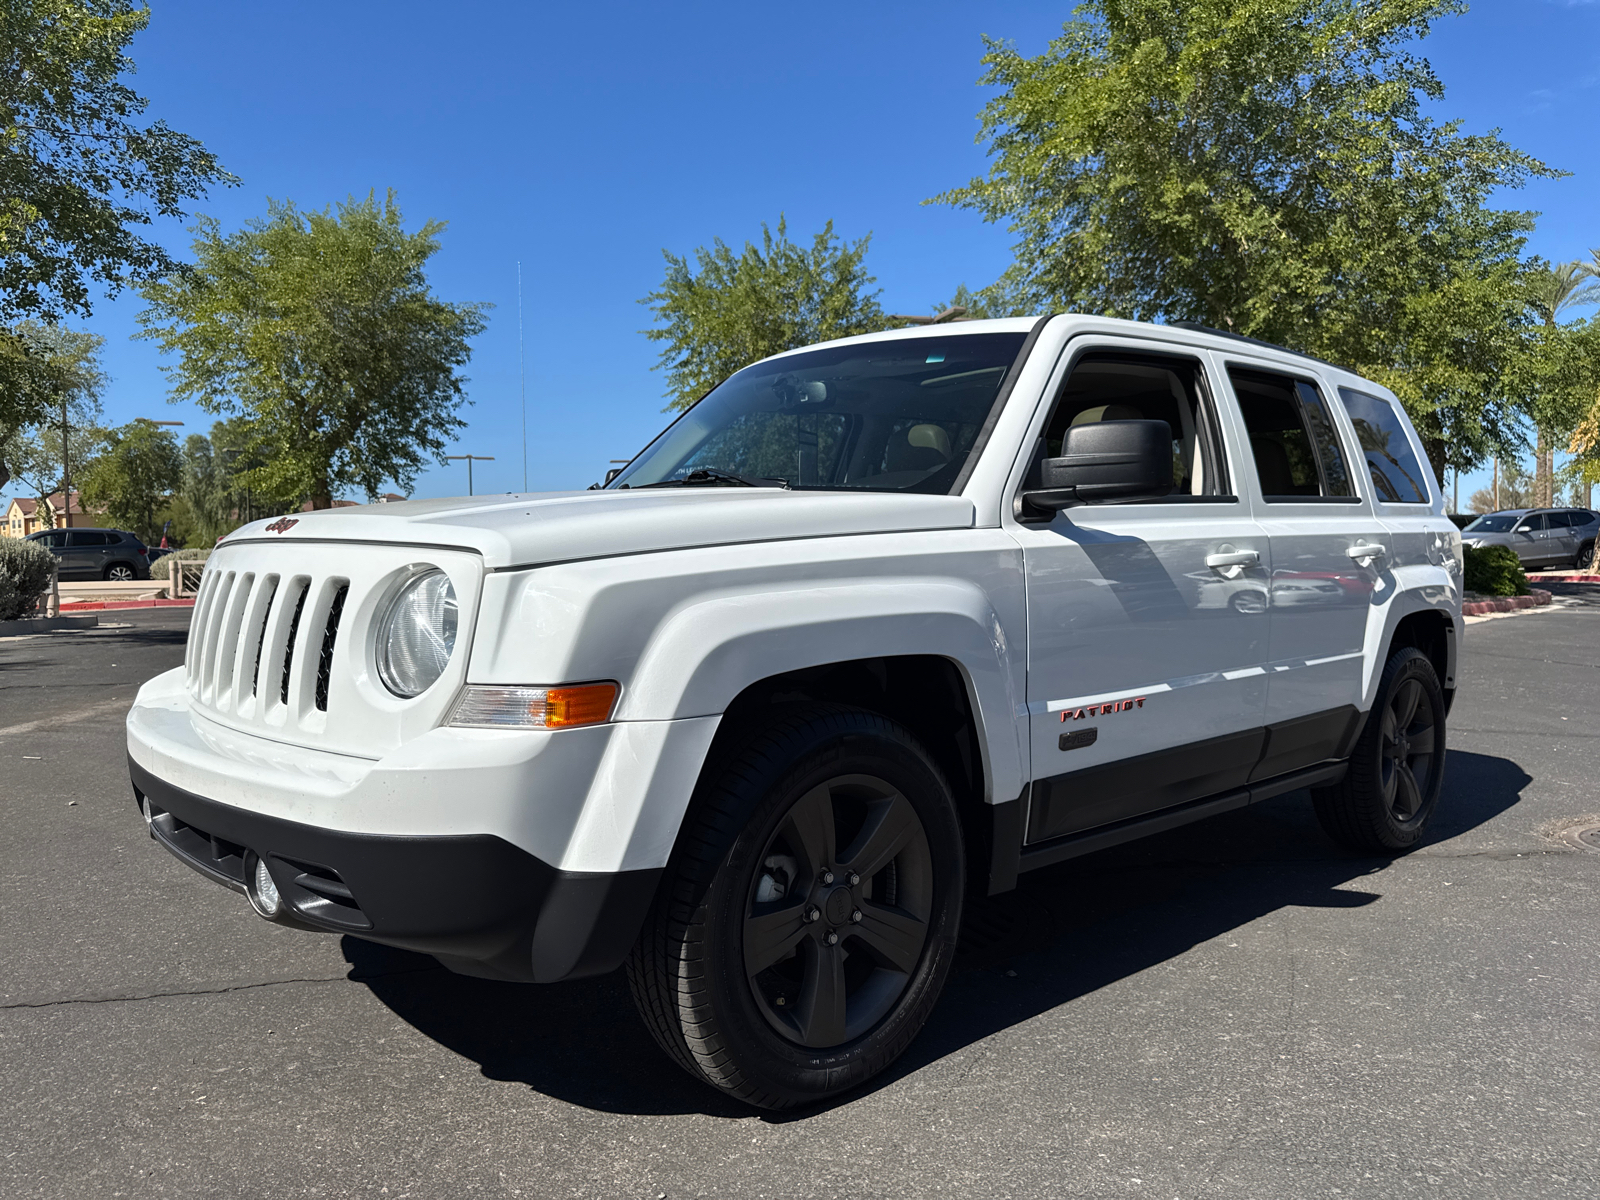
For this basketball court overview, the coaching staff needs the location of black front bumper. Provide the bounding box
[128,757,661,983]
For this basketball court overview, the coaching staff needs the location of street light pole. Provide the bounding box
[444,454,495,496]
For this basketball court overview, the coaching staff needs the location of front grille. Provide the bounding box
[177,540,476,758]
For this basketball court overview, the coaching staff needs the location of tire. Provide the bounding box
[104,563,136,581]
[1579,540,1595,570]
[1312,647,1446,854]
[626,704,964,1110]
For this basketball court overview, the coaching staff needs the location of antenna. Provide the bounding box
[518,261,528,492]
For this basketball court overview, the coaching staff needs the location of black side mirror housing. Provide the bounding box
[1019,420,1173,516]
[603,467,624,486]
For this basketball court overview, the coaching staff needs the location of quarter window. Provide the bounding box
[1230,368,1354,500]
[1337,388,1431,504]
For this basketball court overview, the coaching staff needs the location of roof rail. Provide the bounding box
[1167,321,1349,373]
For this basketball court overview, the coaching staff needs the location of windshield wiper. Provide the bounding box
[635,467,791,490]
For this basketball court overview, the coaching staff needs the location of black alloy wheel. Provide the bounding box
[105,563,136,581]
[1377,674,1440,824]
[743,773,934,1048]
[628,705,964,1109]
[1312,646,1447,853]
[1579,539,1595,570]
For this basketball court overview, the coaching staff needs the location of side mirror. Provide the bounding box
[1019,420,1173,516]
[603,467,624,486]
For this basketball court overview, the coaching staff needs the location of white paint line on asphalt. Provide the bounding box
[0,698,131,739]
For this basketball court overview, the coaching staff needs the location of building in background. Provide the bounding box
[2,491,89,537]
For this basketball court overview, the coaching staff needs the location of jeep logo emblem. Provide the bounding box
[264,517,299,534]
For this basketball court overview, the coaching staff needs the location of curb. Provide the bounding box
[1526,573,1600,584]
[59,598,195,611]
[1462,588,1553,617]
[0,614,100,636]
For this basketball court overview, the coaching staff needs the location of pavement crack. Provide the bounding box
[1,975,348,1010]
[0,963,445,1011]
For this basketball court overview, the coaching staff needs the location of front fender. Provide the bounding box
[619,577,1025,804]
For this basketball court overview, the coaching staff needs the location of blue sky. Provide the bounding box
[12,0,1599,509]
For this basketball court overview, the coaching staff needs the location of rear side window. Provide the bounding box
[1229,368,1354,500]
[68,531,112,547]
[1548,511,1575,528]
[1338,388,1431,504]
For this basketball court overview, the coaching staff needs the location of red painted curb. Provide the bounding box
[1526,573,1600,583]
[58,598,195,611]
[1462,588,1553,616]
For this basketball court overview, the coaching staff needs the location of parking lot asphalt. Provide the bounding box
[2,598,1597,1200]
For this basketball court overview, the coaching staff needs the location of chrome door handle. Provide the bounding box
[1205,550,1260,570]
[1347,543,1387,563]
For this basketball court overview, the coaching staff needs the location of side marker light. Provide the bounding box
[448,682,619,730]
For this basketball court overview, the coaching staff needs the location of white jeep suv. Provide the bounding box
[127,315,1461,1108]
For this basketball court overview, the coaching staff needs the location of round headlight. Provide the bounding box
[376,569,458,697]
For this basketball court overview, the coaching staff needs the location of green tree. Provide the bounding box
[77,419,181,540]
[137,192,489,509]
[1521,263,1600,506]
[641,216,887,410]
[0,0,235,326]
[0,321,105,499]
[933,0,1556,483]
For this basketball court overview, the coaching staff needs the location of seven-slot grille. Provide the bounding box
[184,566,350,721]
[177,540,478,758]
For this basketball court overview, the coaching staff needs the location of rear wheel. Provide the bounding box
[1579,539,1595,570]
[104,562,136,581]
[627,705,964,1109]
[1312,647,1446,853]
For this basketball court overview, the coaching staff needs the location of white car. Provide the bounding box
[127,316,1462,1109]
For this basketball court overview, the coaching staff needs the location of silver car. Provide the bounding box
[1461,507,1599,569]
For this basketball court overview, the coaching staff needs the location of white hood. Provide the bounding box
[220,488,977,570]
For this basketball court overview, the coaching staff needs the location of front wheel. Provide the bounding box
[627,705,964,1109]
[1312,647,1446,853]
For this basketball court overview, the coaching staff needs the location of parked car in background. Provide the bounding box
[1461,508,1599,569]
[25,527,152,580]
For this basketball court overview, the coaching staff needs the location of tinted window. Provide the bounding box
[1516,514,1547,532]
[67,531,111,547]
[1040,353,1227,497]
[1230,368,1354,500]
[1463,513,1516,532]
[1546,511,1574,528]
[30,530,66,547]
[611,333,1028,493]
[1337,388,1430,503]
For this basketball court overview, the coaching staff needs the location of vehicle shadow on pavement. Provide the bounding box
[347,748,1531,1120]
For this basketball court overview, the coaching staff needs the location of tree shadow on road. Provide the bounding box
[348,749,1532,1120]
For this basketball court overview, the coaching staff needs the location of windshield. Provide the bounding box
[1464,514,1521,532]
[610,332,1029,493]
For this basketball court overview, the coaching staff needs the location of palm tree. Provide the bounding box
[1524,262,1600,507]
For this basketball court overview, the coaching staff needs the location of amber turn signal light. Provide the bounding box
[447,682,619,729]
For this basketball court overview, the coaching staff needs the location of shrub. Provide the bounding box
[0,538,58,620]
[150,548,211,581]
[1463,544,1528,597]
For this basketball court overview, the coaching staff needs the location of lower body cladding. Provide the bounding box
[129,758,662,982]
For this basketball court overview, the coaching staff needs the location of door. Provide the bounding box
[1545,511,1579,565]
[1226,362,1393,776]
[1013,345,1272,844]
[1508,513,1548,566]
[62,530,105,578]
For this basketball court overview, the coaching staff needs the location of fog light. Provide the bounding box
[247,855,282,918]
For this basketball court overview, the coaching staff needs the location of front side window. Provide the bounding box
[1338,388,1431,504]
[1038,352,1228,497]
[1230,368,1355,501]
[610,333,1028,493]
[1516,513,1547,533]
